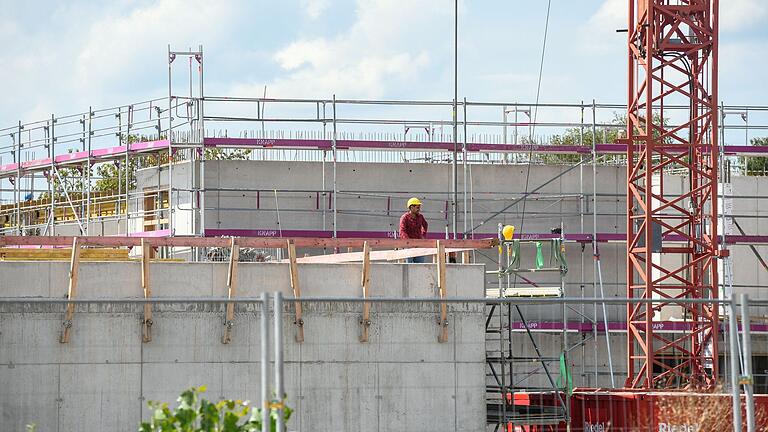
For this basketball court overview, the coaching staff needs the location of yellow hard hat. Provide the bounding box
[502,225,515,240]
[407,197,422,208]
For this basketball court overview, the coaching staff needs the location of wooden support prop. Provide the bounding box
[141,239,153,343]
[360,241,372,342]
[462,250,470,264]
[222,237,239,344]
[287,239,304,342]
[60,237,82,343]
[436,240,449,343]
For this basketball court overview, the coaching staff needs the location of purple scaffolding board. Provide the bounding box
[3,137,768,179]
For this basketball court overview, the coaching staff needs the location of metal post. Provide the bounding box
[332,95,337,238]
[590,102,598,385]
[199,45,206,243]
[321,101,327,236]
[117,108,123,234]
[86,108,92,235]
[274,292,285,432]
[740,293,755,432]
[125,106,131,236]
[729,295,743,432]
[579,101,586,379]
[168,45,174,242]
[462,98,468,237]
[451,0,458,239]
[15,121,22,235]
[51,115,57,236]
[260,292,271,432]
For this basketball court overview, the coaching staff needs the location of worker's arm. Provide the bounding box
[421,215,428,237]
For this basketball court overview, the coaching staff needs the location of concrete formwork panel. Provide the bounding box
[0,262,486,432]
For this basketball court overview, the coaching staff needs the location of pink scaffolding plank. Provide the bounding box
[0,140,170,178]
[204,137,331,149]
[129,139,169,151]
[3,136,768,179]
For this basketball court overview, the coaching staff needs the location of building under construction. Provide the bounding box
[2,1,768,431]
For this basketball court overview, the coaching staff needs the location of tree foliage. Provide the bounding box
[139,386,292,432]
[38,134,253,199]
[744,136,768,175]
[538,113,670,165]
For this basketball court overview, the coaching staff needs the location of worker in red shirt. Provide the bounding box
[400,197,428,263]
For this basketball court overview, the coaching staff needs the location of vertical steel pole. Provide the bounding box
[451,0,458,239]
[579,102,585,376]
[462,98,468,237]
[86,108,92,235]
[51,115,56,236]
[332,95,337,238]
[199,45,206,242]
[740,293,755,432]
[125,106,131,236]
[729,296,743,431]
[591,102,598,385]
[274,292,285,432]
[168,45,174,242]
[321,102,327,235]
[15,121,21,234]
[117,108,123,235]
[261,292,271,432]
[592,102,614,388]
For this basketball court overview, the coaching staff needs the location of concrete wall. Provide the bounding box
[0,261,486,432]
[175,160,768,302]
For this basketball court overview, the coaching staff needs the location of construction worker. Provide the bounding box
[400,197,428,263]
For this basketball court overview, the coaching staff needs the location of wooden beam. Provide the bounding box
[360,241,371,343]
[0,235,497,250]
[222,237,239,344]
[288,247,475,264]
[287,239,304,343]
[436,240,449,343]
[141,239,153,343]
[60,237,82,344]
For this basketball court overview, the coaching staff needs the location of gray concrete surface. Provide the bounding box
[0,262,486,432]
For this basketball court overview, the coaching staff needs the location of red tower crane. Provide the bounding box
[625,0,721,389]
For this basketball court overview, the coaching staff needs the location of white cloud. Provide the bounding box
[721,0,768,31]
[580,0,626,54]
[300,0,330,19]
[588,0,767,36]
[75,0,235,91]
[232,0,450,99]
[590,0,625,29]
[0,0,238,125]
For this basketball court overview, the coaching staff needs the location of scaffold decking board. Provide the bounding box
[0,248,129,261]
[486,286,562,298]
[2,136,767,179]
[287,247,475,264]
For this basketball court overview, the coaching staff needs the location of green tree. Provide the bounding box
[205,148,253,160]
[539,113,672,165]
[139,386,292,432]
[535,113,625,165]
[744,137,768,175]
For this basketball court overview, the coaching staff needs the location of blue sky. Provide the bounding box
[1,0,766,127]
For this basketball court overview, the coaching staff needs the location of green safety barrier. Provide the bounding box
[557,352,573,395]
[551,239,568,274]
[535,241,545,269]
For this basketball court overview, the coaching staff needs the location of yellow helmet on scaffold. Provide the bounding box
[502,225,515,240]
[407,197,422,208]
